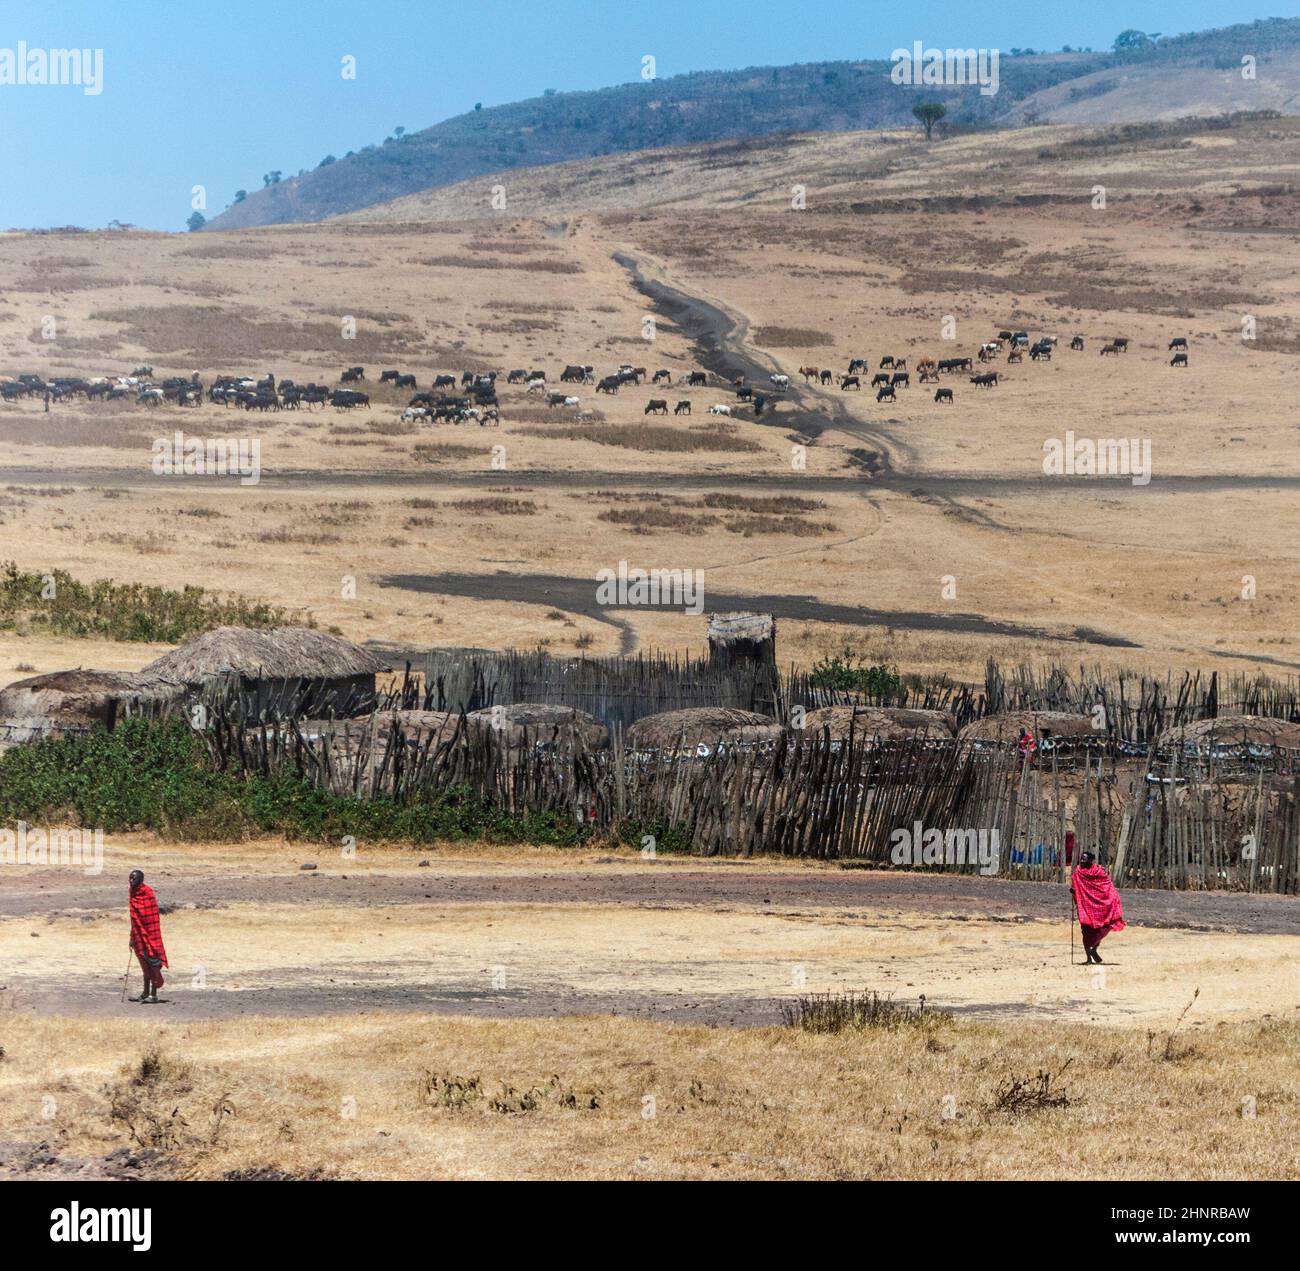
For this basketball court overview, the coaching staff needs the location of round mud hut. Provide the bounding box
[0,669,177,749]
[139,626,388,720]
[467,703,609,749]
[627,706,782,753]
[800,705,956,742]
[958,710,1102,744]
[1157,713,1300,753]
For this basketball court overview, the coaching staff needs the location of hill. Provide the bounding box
[205,17,1300,231]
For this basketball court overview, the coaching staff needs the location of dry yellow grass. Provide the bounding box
[2,1010,1295,1179]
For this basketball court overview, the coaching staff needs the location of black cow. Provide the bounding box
[341,366,365,383]
[686,371,707,386]
[596,377,621,394]
[1170,353,1188,367]
[652,369,672,384]
[674,400,691,415]
[969,373,999,388]
[876,384,896,402]
[394,374,417,389]
[1169,337,1188,351]
[891,372,910,389]
[547,392,568,407]
[871,373,891,388]
[1070,336,1084,351]
[848,358,867,374]
[934,388,954,404]
[379,370,401,382]
[840,375,861,391]
[433,374,456,389]
[644,399,669,415]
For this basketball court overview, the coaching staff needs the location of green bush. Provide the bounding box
[0,717,593,848]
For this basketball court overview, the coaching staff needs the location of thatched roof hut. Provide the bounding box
[1157,713,1300,751]
[0,669,175,747]
[801,705,956,742]
[628,706,781,751]
[707,612,776,669]
[140,626,387,719]
[959,710,1101,743]
[467,703,609,749]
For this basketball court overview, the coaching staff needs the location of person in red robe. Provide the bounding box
[128,870,168,1003]
[1070,851,1125,964]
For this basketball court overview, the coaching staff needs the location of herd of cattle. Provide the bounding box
[0,331,1192,423]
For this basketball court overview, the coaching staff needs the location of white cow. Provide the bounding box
[769,373,790,387]
[708,403,732,416]
[563,396,581,408]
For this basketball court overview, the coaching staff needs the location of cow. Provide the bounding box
[653,369,672,384]
[433,374,456,389]
[934,388,954,404]
[969,373,999,388]
[563,396,581,408]
[379,370,401,382]
[329,389,370,409]
[1007,347,1024,364]
[871,373,891,388]
[876,384,896,402]
[547,392,569,407]
[644,399,669,415]
[685,371,707,386]
[879,356,894,370]
[1169,337,1188,351]
[403,407,431,422]
[769,373,790,388]
[820,369,833,385]
[1112,338,1129,352]
[1070,336,1084,351]
[596,377,621,394]
[708,403,732,415]
[674,400,691,415]
[799,366,819,382]
[840,375,861,391]
[1100,344,1119,357]
[891,372,910,389]
[394,374,417,389]
[1171,353,1188,367]
[131,365,154,379]
[848,358,867,375]
[736,386,754,400]
[1030,343,1052,361]
[507,369,529,384]
[341,367,365,383]
[997,331,1013,342]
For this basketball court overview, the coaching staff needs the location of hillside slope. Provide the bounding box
[206,17,1300,232]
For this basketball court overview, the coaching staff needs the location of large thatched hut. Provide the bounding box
[139,626,387,720]
[959,710,1101,744]
[800,705,956,742]
[0,669,175,749]
[627,706,781,752]
[707,612,776,669]
[467,703,608,749]
[1157,713,1300,752]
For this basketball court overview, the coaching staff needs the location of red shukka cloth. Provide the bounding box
[1070,865,1126,934]
[129,884,169,967]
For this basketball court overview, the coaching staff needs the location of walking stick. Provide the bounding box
[1070,895,1077,966]
[118,940,132,1003]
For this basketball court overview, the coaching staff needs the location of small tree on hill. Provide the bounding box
[913,100,946,141]
[186,211,206,232]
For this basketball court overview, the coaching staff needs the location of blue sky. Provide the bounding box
[0,1,1293,230]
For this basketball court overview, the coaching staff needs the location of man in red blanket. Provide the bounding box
[128,870,168,1003]
[1070,851,1125,964]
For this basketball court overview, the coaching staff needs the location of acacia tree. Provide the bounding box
[912,100,946,141]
